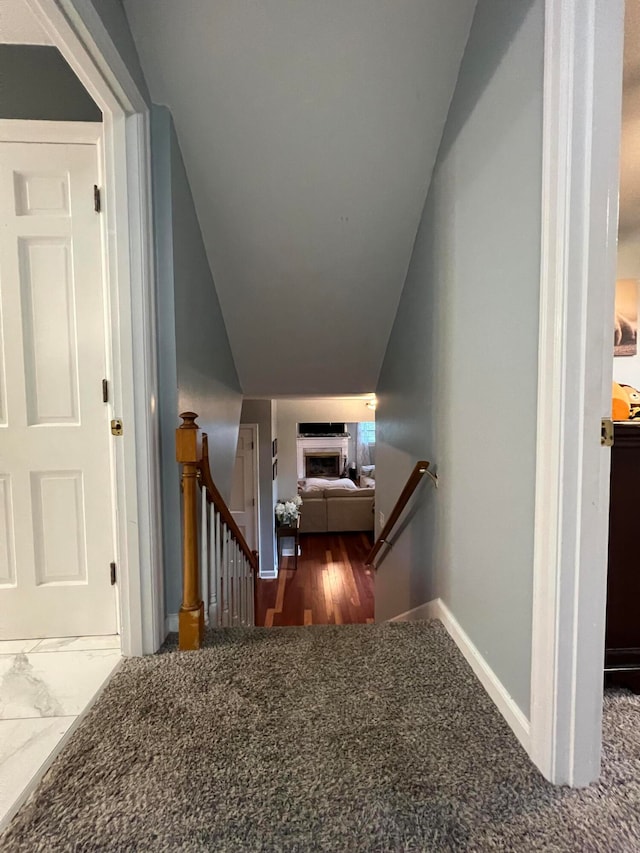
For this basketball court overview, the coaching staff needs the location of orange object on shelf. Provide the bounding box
[613,381,631,421]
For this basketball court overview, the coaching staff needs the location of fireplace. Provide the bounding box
[304,451,341,478]
[297,435,349,479]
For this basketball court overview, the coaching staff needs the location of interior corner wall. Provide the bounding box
[152,105,243,616]
[241,399,277,575]
[276,398,375,499]
[375,0,543,716]
[0,45,101,121]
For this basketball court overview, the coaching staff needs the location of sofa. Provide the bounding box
[298,486,375,533]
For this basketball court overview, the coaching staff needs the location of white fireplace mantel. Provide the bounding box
[297,436,349,479]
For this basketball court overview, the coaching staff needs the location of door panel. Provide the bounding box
[0,475,15,585]
[20,238,79,424]
[0,140,117,638]
[31,470,87,584]
[230,427,257,552]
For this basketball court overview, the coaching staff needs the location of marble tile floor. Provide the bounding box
[0,635,121,830]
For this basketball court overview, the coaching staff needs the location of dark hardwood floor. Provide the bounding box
[256,532,375,627]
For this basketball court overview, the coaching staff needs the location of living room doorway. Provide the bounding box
[247,395,377,625]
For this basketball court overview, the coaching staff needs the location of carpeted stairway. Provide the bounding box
[2,620,640,852]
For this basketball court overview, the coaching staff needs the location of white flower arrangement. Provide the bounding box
[275,495,303,526]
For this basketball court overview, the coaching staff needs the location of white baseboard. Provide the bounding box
[389,600,440,622]
[259,556,278,579]
[435,598,530,751]
[390,597,530,753]
[165,613,179,634]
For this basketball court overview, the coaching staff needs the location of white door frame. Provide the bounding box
[249,423,261,559]
[530,0,624,786]
[239,423,260,557]
[22,0,164,655]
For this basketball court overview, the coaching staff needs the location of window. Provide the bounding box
[359,422,375,445]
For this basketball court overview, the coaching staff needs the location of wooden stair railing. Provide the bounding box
[176,412,259,650]
[365,461,435,567]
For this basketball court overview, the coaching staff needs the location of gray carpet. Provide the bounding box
[2,621,640,852]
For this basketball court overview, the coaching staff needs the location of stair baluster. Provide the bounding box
[201,484,209,628]
[210,509,220,627]
[176,412,259,649]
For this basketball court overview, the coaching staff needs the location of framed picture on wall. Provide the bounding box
[272,438,278,458]
[614,279,638,357]
[272,459,278,480]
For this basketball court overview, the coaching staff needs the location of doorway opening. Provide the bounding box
[0,0,161,827]
[10,0,164,658]
[230,424,260,556]
[0,25,125,829]
[0,30,121,642]
[603,0,640,702]
[240,396,376,627]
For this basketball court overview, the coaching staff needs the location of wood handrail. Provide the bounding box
[199,432,259,574]
[365,461,432,566]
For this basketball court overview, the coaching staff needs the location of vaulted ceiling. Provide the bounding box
[124,0,476,395]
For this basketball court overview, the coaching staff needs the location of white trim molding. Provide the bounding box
[259,569,278,580]
[389,601,439,623]
[391,599,530,752]
[0,120,102,144]
[24,0,164,655]
[530,0,624,786]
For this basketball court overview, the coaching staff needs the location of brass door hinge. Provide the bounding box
[601,418,614,447]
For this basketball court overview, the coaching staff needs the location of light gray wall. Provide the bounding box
[0,45,101,121]
[153,106,243,615]
[241,399,277,575]
[170,116,243,500]
[375,0,543,716]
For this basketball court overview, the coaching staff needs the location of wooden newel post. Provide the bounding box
[176,412,204,650]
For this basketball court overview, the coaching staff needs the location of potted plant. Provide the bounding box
[275,496,302,527]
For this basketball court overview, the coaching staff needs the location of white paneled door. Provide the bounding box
[0,138,117,639]
[230,427,258,551]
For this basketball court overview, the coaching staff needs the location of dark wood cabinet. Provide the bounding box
[605,421,640,691]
